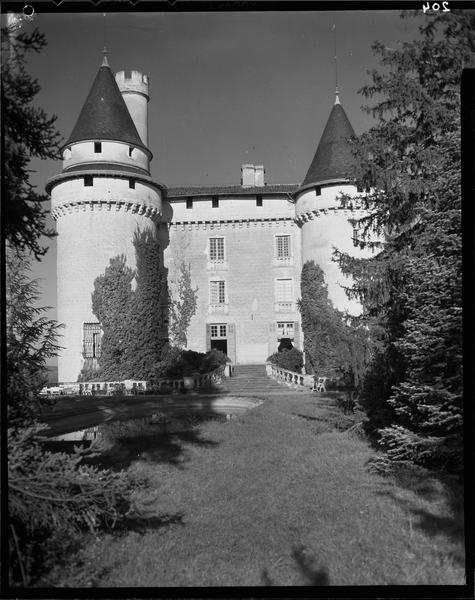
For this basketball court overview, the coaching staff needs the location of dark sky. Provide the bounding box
[17,8,425,322]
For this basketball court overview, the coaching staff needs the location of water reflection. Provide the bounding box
[51,413,232,443]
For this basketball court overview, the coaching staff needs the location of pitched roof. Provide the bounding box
[167,184,298,198]
[64,64,148,154]
[298,101,356,192]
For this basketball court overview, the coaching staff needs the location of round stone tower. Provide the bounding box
[115,70,149,146]
[47,54,164,383]
[294,91,373,315]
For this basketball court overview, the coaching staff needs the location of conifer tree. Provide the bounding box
[127,229,168,380]
[86,255,135,381]
[335,11,472,472]
[5,27,140,586]
[6,247,63,427]
[3,27,61,258]
[299,260,370,394]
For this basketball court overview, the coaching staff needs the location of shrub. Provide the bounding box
[8,424,142,585]
[267,348,304,373]
[153,345,228,380]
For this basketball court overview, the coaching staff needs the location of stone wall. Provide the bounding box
[162,195,302,364]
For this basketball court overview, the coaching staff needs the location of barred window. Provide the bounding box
[83,322,101,358]
[275,278,293,302]
[210,280,226,304]
[276,235,291,259]
[209,238,225,261]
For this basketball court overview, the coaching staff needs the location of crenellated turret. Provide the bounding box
[47,53,165,383]
[115,69,149,147]
[294,92,373,315]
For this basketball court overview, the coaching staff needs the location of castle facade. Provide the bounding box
[47,55,371,384]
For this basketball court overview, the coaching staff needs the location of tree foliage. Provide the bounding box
[82,255,135,381]
[299,261,370,393]
[8,424,140,586]
[87,229,168,381]
[6,248,63,427]
[127,229,169,379]
[335,11,472,472]
[168,261,198,349]
[4,28,142,587]
[2,27,61,258]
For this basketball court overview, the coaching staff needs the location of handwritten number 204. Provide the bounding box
[422,2,450,12]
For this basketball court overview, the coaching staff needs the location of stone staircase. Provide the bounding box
[216,364,308,398]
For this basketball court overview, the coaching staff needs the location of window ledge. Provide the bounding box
[207,260,229,271]
[273,257,294,267]
[209,304,229,314]
[275,302,295,313]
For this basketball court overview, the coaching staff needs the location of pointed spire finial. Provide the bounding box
[335,86,340,105]
[101,12,109,67]
[102,46,109,67]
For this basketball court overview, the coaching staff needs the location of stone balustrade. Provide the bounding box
[265,362,314,391]
[156,365,226,393]
[51,365,227,396]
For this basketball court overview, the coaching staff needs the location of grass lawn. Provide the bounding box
[41,394,465,587]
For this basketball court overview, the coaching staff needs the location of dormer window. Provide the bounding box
[129,178,135,189]
[212,196,219,208]
[186,197,193,209]
[84,175,93,186]
[315,186,321,196]
[94,142,102,154]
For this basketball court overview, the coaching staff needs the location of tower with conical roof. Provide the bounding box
[294,92,371,315]
[47,54,164,383]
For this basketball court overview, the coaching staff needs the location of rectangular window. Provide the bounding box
[83,323,101,358]
[129,146,133,157]
[277,322,294,336]
[209,238,225,261]
[276,235,291,259]
[84,175,93,186]
[315,186,321,196]
[256,195,263,207]
[129,178,135,189]
[94,142,102,153]
[210,324,227,338]
[212,196,219,208]
[186,197,193,209]
[210,280,226,304]
[275,278,293,302]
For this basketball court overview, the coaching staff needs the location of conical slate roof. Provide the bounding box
[299,100,356,191]
[64,62,147,152]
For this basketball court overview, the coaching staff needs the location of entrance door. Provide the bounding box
[208,323,230,358]
[210,338,228,354]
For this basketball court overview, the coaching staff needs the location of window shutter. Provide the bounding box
[206,324,211,351]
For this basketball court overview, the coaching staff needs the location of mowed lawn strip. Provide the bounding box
[49,395,465,587]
